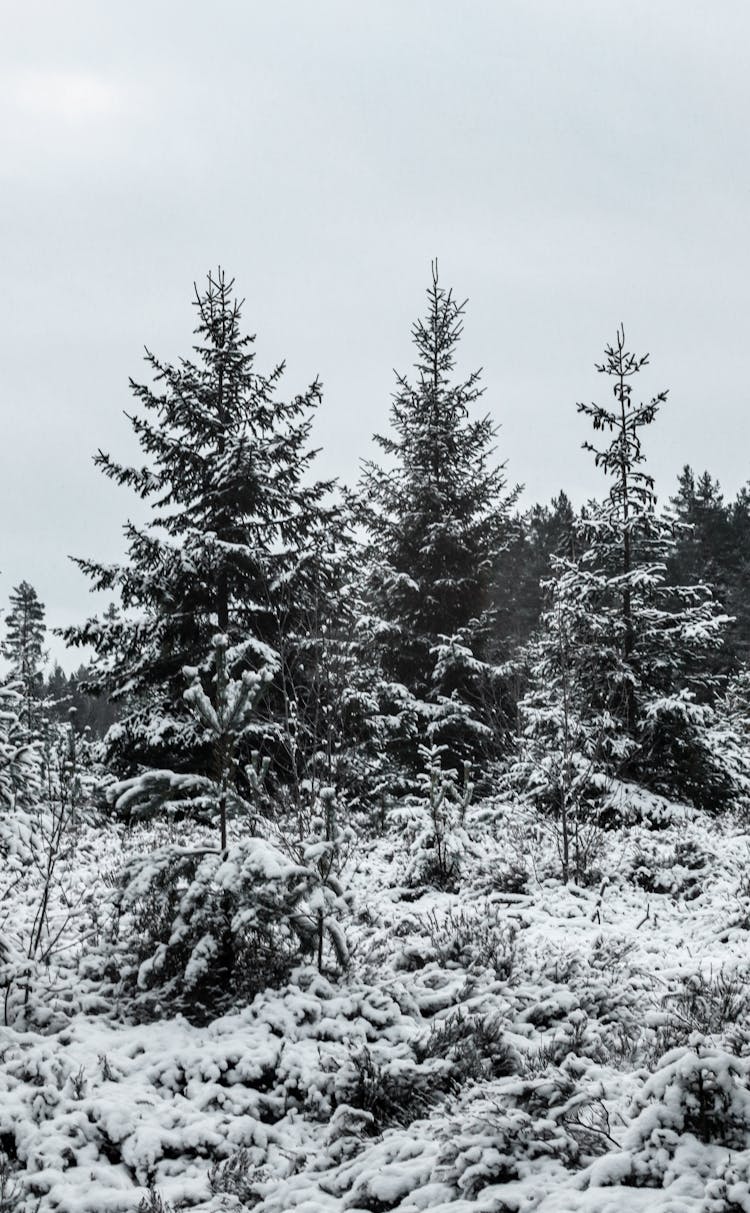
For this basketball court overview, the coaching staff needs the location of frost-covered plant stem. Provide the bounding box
[553,635,603,886]
[9,724,81,1021]
[557,606,573,885]
[29,731,78,960]
[314,792,342,972]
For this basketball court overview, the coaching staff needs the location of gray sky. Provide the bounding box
[2,1,749,667]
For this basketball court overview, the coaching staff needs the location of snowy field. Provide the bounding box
[3,796,750,1213]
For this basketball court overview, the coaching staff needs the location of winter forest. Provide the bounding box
[4,255,750,1213]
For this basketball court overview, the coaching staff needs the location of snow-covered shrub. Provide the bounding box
[711,672,750,822]
[434,1069,594,1196]
[337,1047,448,1131]
[0,683,39,817]
[97,644,349,1021]
[322,1104,378,1165]
[107,833,348,1022]
[277,784,354,971]
[0,1154,21,1213]
[478,796,549,891]
[700,1158,750,1213]
[0,684,41,989]
[415,1008,520,1084]
[393,744,476,890]
[138,1190,174,1213]
[421,903,517,979]
[604,781,691,828]
[512,597,611,886]
[289,1072,597,1213]
[516,942,648,1072]
[588,933,637,974]
[656,969,750,1052]
[0,717,98,1028]
[512,700,609,885]
[110,641,274,838]
[622,1047,750,1186]
[625,834,715,899]
[208,1147,263,1204]
[489,854,530,894]
[327,1005,519,1136]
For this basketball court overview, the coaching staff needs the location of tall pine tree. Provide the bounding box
[359,262,518,767]
[2,581,46,735]
[64,270,347,785]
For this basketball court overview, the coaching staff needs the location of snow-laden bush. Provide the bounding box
[433,1070,597,1196]
[625,833,715,899]
[336,1047,451,1131]
[0,1153,22,1212]
[330,1007,521,1135]
[0,716,99,1029]
[302,1068,604,1213]
[514,939,649,1073]
[208,1147,265,1205]
[415,1007,520,1084]
[700,1157,750,1213]
[602,779,695,828]
[0,685,41,976]
[421,903,517,979]
[621,1047,750,1186]
[104,831,348,1022]
[657,970,750,1052]
[138,1190,174,1213]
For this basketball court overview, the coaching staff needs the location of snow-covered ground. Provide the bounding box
[3,798,750,1212]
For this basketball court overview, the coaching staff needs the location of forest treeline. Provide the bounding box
[3,264,750,1020]
[10,265,750,771]
[14,462,750,748]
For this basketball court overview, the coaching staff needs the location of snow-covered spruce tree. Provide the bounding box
[668,467,734,594]
[103,638,348,1023]
[0,682,39,821]
[2,581,46,735]
[513,586,611,882]
[63,270,347,786]
[516,327,737,823]
[493,491,577,655]
[393,743,476,890]
[358,262,518,770]
[0,682,43,1016]
[668,465,750,672]
[262,519,372,814]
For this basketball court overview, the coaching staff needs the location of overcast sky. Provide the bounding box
[2,1,750,666]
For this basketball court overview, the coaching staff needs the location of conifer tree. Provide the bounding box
[727,486,750,665]
[668,466,750,669]
[359,262,517,767]
[63,270,346,782]
[2,582,46,734]
[494,492,577,652]
[517,327,735,816]
[43,663,119,739]
[0,683,39,814]
[669,467,733,596]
